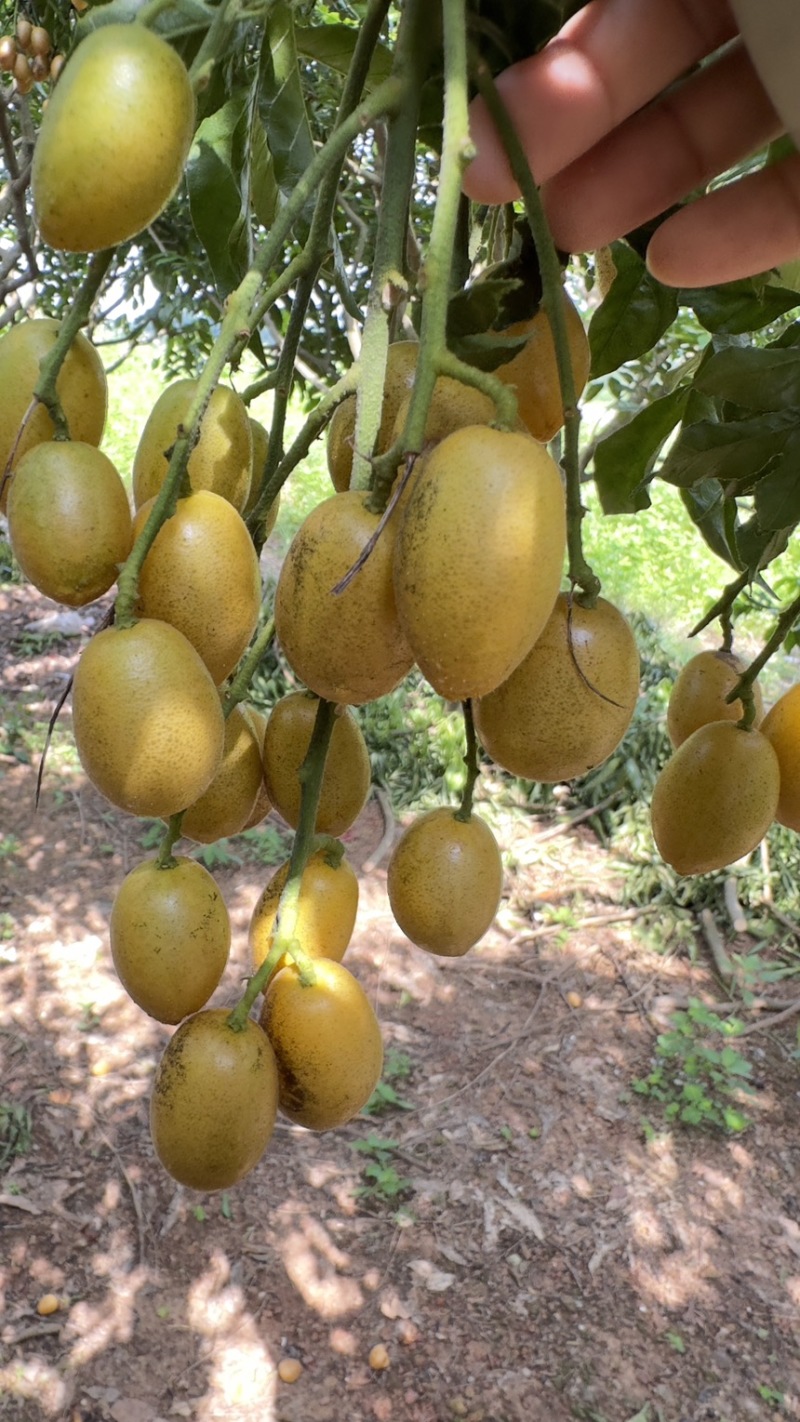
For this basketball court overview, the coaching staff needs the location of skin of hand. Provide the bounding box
[464,0,800,288]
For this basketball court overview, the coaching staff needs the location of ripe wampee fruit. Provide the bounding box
[249,849,359,978]
[387,807,503,956]
[667,648,764,749]
[262,693,371,835]
[761,683,800,831]
[133,380,252,513]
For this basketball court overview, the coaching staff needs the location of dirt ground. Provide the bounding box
[2,580,800,1422]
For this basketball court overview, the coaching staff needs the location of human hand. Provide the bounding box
[464,0,800,289]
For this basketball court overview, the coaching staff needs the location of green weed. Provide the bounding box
[632,998,755,1132]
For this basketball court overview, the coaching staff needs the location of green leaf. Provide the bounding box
[593,386,690,513]
[695,347,800,411]
[685,279,800,335]
[447,279,524,342]
[295,24,393,89]
[735,512,791,573]
[187,94,250,296]
[588,243,678,378]
[660,411,797,488]
[76,0,215,41]
[249,115,278,230]
[754,432,800,529]
[680,479,740,569]
[258,3,316,203]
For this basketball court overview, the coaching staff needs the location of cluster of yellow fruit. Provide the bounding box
[654,649,800,876]
[0,18,63,95]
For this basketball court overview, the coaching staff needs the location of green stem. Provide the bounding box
[227,699,337,1027]
[156,813,184,868]
[728,589,800,730]
[135,0,179,27]
[222,617,275,716]
[187,0,240,92]
[456,698,480,821]
[471,60,600,606]
[689,571,750,640]
[438,349,518,429]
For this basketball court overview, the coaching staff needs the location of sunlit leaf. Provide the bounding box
[593,386,690,513]
[187,93,250,295]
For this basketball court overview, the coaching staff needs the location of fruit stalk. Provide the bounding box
[156,813,184,869]
[456,699,480,821]
[222,617,275,716]
[688,570,750,640]
[471,60,600,607]
[727,588,800,730]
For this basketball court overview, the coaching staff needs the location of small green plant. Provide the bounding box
[0,836,21,860]
[0,1102,32,1167]
[193,839,243,870]
[363,1050,413,1116]
[351,1134,412,1203]
[632,998,755,1133]
[77,1002,101,1032]
[239,823,292,867]
[193,1204,207,1222]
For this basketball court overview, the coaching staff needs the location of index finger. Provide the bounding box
[463,0,737,203]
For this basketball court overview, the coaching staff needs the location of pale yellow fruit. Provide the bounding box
[387,808,503,956]
[491,295,590,443]
[761,683,800,831]
[390,375,500,450]
[393,426,566,699]
[650,722,780,875]
[475,595,639,782]
[249,849,359,977]
[262,693,371,835]
[239,706,272,830]
[133,490,262,685]
[325,343,419,491]
[32,23,195,252]
[326,394,357,492]
[181,705,265,843]
[667,649,764,749]
[72,619,224,818]
[133,380,252,512]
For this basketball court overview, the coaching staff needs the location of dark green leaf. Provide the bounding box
[187,94,249,295]
[588,243,678,377]
[76,0,214,41]
[593,385,690,513]
[735,512,790,574]
[447,279,523,341]
[660,411,797,488]
[258,4,316,203]
[695,347,800,410]
[680,479,740,569]
[685,279,800,335]
[754,433,800,529]
[249,115,278,230]
[295,24,393,89]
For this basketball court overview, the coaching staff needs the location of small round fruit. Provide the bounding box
[387,807,503,956]
[650,722,780,876]
[150,1009,278,1191]
[393,425,566,699]
[72,619,224,819]
[133,380,252,513]
[491,295,591,443]
[181,705,265,843]
[110,856,230,1023]
[32,24,195,252]
[243,416,280,535]
[475,594,639,782]
[327,394,356,492]
[260,959,383,1131]
[249,849,359,977]
[8,442,132,606]
[275,492,414,705]
[263,693,371,834]
[0,38,17,72]
[0,318,107,511]
[761,683,800,831]
[667,649,764,749]
[133,490,262,685]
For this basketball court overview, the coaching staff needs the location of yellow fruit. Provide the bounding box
[259,959,383,1130]
[393,425,566,699]
[325,343,419,491]
[110,856,230,1023]
[761,684,800,831]
[0,318,106,512]
[133,380,252,512]
[474,594,639,782]
[32,23,195,252]
[133,490,262,685]
[391,375,500,450]
[278,1359,303,1384]
[651,722,780,875]
[262,693,371,835]
[249,849,359,976]
[492,295,590,442]
[243,416,280,535]
[327,394,357,492]
[239,706,272,830]
[8,442,132,606]
[72,619,224,818]
[387,807,503,956]
[181,705,265,843]
[275,491,414,705]
[150,1009,278,1191]
[667,649,764,749]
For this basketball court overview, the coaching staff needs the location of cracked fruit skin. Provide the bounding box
[650,722,780,876]
[275,492,414,705]
[667,649,764,749]
[761,684,800,831]
[393,426,565,700]
[110,856,230,1024]
[260,959,382,1131]
[387,808,503,957]
[150,1010,278,1191]
[0,318,106,513]
[8,442,132,607]
[133,380,252,513]
[249,850,359,978]
[475,594,639,783]
[181,705,265,844]
[491,295,590,443]
[133,490,262,685]
[32,24,195,252]
[262,693,371,835]
[72,619,224,819]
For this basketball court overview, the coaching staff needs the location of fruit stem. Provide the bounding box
[456,698,480,821]
[688,570,750,640]
[1,248,113,501]
[351,0,430,493]
[222,617,275,717]
[728,588,800,730]
[186,0,240,92]
[156,814,184,869]
[227,698,337,1026]
[470,60,601,608]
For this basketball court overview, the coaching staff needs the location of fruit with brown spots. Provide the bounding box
[667,649,763,749]
[387,808,503,956]
[181,704,266,843]
[249,848,359,977]
[262,693,371,835]
[133,380,252,512]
